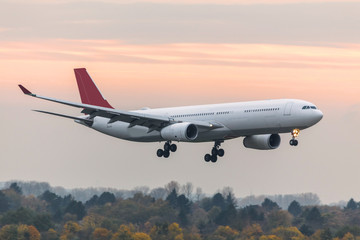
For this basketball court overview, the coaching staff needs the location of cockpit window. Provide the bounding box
[302,106,317,110]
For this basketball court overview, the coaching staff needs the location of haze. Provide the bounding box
[1,0,360,204]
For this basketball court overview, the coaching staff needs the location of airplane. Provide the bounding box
[19,68,323,163]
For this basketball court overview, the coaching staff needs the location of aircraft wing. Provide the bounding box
[19,85,222,132]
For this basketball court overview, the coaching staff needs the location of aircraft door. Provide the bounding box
[283,102,294,116]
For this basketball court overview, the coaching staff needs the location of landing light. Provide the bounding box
[292,129,300,138]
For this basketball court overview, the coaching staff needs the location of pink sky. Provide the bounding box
[1,0,360,204]
[2,40,360,108]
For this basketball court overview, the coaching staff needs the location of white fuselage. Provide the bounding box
[84,99,323,143]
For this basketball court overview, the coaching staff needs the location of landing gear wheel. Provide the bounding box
[290,139,294,146]
[164,142,170,151]
[204,154,211,162]
[293,140,298,146]
[163,150,170,158]
[218,149,225,157]
[157,149,164,157]
[211,155,218,163]
[170,144,177,152]
[211,148,218,156]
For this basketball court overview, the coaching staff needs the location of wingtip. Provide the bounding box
[18,84,32,95]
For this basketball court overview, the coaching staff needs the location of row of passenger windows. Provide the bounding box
[302,106,317,110]
[170,111,232,118]
[244,108,280,113]
[171,112,215,118]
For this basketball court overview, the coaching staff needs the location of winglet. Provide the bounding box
[18,84,33,95]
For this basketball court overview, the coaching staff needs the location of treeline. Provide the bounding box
[1,181,323,208]
[0,182,360,239]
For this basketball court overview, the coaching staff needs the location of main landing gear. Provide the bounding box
[157,141,177,158]
[204,140,225,163]
[290,129,300,146]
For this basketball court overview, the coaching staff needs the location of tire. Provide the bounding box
[170,144,177,152]
[157,149,164,157]
[218,149,225,157]
[204,154,211,162]
[289,139,294,146]
[211,148,218,156]
[294,140,298,146]
[211,155,217,163]
[163,150,170,158]
[164,143,170,151]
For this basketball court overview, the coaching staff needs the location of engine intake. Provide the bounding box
[243,134,281,150]
[161,123,198,142]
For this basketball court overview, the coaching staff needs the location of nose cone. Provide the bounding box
[313,110,323,124]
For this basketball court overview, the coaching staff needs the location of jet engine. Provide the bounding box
[161,123,198,141]
[243,134,281,150]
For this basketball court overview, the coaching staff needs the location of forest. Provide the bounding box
[0,181,359,240]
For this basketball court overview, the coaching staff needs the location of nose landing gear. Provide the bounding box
[290,129,300,146]
[157,141,177,158]
[204,140,225,163]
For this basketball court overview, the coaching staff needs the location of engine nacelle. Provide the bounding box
[243,134,281,150]
[161,123,198,142]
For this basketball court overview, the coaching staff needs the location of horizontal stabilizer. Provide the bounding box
[33,110,93,125]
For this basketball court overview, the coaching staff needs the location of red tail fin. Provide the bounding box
[74,68,113,109]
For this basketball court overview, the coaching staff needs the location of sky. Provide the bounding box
[1,0,360,204]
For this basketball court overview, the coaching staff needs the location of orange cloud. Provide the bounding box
[2,39,359,109]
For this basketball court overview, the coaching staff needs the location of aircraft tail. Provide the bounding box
[74,68,113,109]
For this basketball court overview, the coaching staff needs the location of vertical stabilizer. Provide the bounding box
[74,68,113,109]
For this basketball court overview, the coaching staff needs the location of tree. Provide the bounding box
[85,195,99,208]
[342,232,355,240]
[271,226,306,240]
[212,226,239,240]
[177,194,191,225]
[111,225,134,240]
[306,207,322,223]
[194,187,204,202]
[0,225,18,240]
[165,181,180,195]
[288,200,302,217]
[93,228,111,240]
[10,183,22,195]
[320,228,332,240]
[345,198,358,210]
[27,225,41,240]
[133,232,151,240]
[150,187,167,200]
[241,224,263,239]
[181,182,194,200]
[0,191,9,213]
[61,221,81,240]
[299,224,314,236]
[166,189,178,208]
[212,193,226,210]
[43,228,59,240]
[262,198,279,211]
[265,210,292,231]
[98,192,116,205]
[1,207,35,225]
[64,200,86,220]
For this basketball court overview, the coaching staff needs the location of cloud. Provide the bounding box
[1,1,360,44]
[1,40,360,70]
